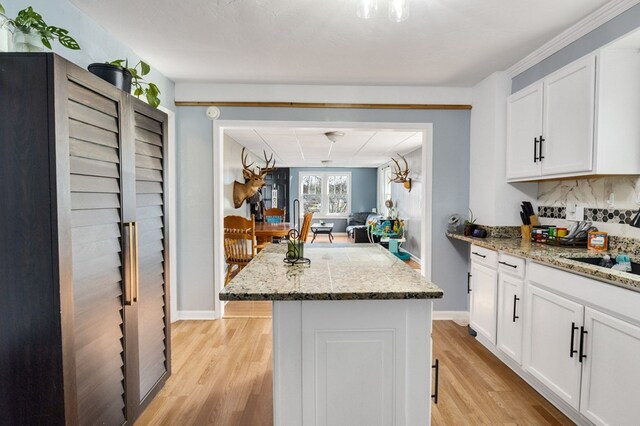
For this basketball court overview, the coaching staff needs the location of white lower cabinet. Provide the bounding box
[523,284,584,410]
[579,307,640,426]
[469,261,498,344]
[496,273,523,364]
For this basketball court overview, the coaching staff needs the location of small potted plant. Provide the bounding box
[0,3,80,52]
[463,209,478,236]
[88,59,161,108]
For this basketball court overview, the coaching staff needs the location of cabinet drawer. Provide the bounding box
[498,253,526,278]
[470,245,498,269]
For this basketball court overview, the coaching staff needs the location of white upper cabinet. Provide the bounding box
[506,83,543,179]
[506,28,640,181]
[541,56,596,176]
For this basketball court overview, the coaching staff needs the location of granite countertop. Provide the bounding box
[447,232,640,292]
[220,243,444,301]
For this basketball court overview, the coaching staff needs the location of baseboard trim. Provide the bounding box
[176,310,217,320]
[432,310,469,326]
[400,248,421,265]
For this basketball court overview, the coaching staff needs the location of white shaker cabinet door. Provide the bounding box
[580,307,640,426]
[541,55,596,176]
[506,82,543,180]
[469,262,498,345]
[523,284,584,410]
[496,274,523,364]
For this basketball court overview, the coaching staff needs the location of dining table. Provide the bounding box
[254,221,292,240]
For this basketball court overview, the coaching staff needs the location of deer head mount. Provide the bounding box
[233,148,277,208]
[389,154,412,192]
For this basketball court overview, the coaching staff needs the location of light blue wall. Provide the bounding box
[176,106,470,312]
[289,167,377,233]
[512,4,640,92]
[5,0,175,110]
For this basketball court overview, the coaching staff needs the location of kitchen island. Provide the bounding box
[220,243,443,426]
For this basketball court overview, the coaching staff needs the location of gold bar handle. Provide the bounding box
[124,222,135,305]
[133,221,140,303]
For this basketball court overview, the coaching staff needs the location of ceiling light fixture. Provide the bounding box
[324,131,344,158]
[357,0,409,22]
[356,0,378,19]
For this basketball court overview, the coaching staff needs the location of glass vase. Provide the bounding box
[12,28,45,52]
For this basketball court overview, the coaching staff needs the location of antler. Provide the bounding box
[389,154,409,182]
[258,150,277,176]
[241,147,255,171]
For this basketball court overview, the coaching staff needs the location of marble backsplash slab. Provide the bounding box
[537,176,640,239]
[538,176,640,209]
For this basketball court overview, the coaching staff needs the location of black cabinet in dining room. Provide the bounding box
[0,53,170,425]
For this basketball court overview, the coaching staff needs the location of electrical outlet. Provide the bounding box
[566,203,585,221]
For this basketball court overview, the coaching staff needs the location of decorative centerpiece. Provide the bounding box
[284,200,311,266]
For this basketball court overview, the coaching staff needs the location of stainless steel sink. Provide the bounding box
[567,257,640,275]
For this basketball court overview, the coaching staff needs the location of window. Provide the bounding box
[299,172,351,217]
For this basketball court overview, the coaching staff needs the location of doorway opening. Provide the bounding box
[213,119,434,319]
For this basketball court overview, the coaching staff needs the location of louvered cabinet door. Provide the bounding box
[67,78,129,425]
[132,105,170,404]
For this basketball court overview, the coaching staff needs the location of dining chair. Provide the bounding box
[223,215,256,286]
[300,212,313,243]
[263,207,286,223]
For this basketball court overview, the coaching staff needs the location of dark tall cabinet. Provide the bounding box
[0,53,170,425]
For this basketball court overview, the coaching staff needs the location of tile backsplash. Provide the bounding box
[537,176,640,238]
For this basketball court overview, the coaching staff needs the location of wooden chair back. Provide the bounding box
[263,207,286,223]
[300,212,313,243]
[223,215,256,285]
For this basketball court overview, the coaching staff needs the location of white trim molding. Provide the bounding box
[506,0,640,78]
[432,310,470,326]
[176,310,217,321]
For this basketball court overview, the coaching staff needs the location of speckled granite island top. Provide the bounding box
[447,232,640,292]
[219,243,444,301]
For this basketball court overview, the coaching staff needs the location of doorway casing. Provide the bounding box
[212,118,434,319]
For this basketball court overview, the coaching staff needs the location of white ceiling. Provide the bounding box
[69,0,609,86]
[225,127,423,167]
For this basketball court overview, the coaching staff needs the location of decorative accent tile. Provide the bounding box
[537,206,566,219]
[584,208,638,225]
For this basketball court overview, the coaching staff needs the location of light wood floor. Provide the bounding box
[136,319,572,425]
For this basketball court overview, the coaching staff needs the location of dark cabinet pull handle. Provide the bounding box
[499,261,517,269]
[579,326,588,362]
[472,251,486,258]
[570,322,578,358]
[467,272,472,293]
[539,136,545,161]
[512,295,520,322]
[431,359,439,404]
[534,137,539,163]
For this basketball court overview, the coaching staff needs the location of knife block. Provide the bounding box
[521,225,532,241]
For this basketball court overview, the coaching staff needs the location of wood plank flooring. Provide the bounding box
[136,318,572,425]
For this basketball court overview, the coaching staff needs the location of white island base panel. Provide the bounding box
[273,299,433,426]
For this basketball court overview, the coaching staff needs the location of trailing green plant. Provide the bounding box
[109,59,161,108]
[0,3,80,50]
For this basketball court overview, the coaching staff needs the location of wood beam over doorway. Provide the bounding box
[175,101,472,110]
